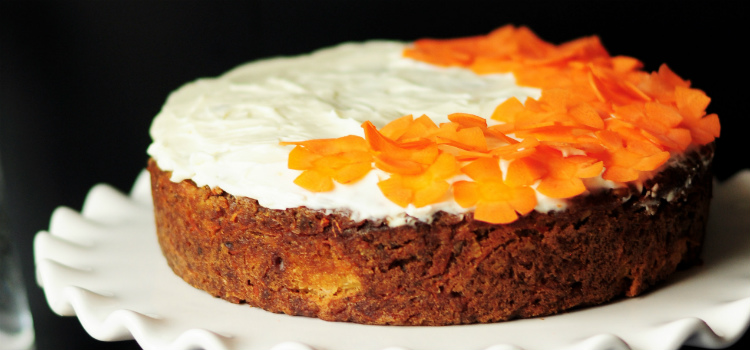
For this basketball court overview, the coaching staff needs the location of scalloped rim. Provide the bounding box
[34,170,750,350]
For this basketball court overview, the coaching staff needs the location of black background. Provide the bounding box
[1,1,748,349]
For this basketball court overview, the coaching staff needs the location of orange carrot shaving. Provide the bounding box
[452,181,480,208]
[287,144,318,170]
[401,115,440,142]
[522,147,593,198]
[638,64,690,104]
[513,125,594,145]
[491,97,525,123]
[536,177,586,199]
[699,114,721,138]
[574,160,604,178]
[674,86,720,145]
[293,169,334,192]
[281,135,373,192]
[611,56,643,73]
[379,114,415,140]
[644,102,683,129]
[435,126,488,152]
[363,120,439,174]
[437,144,493,161]
[283,25,719,224]
[602,166,640,183]
[460,156,503,181]
[505,157,547,187]
[569,103,605,129]
[448,113,488,129]
[378,152,459,208]
[490,137,540,159]
[484,125,519,145]
[454,158,537,224]
[649,128,692,151]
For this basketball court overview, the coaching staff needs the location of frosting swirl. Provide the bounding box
[148,41,550,224]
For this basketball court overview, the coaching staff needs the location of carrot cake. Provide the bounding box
[147,26,719,325]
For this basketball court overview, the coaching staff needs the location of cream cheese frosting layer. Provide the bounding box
[148,41,549,224]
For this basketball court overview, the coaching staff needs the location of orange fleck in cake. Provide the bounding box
[147,26,719,325]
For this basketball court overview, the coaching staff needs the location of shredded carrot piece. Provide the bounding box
[537,177,586,199]
[699,114,721,138]
[448,113,488,129]
[521,146,595,198]
[280,135,373,192]
[650,128,692,151]
[283,25,719,224]
[293,169,334,192]
[505,157,547,187]
[611,56,643,72]
[454,158,537,224]
[569,103,605,129]
[437,144,493,161]
[491,97,525,123]
[644,102,682,130]
[452,181,480,208]
[401,114,440,142]
[378,152,459,208]
[490,137,539,159]
[461,157,503,181]
[674,86,720,145]
[575,160,604,178]
[363,120,439,175]
[379,114,415,140]
[287,145,318,170]
[602,166,640,183]
[436,126,488,152]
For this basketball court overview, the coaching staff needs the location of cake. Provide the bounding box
[147,26,720,325]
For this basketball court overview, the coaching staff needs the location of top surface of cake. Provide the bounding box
[148,27,719,226]
[148,41,548,224]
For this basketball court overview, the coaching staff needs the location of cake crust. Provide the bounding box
[148,145,713,326]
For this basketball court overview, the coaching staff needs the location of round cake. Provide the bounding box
[147,26,720,325]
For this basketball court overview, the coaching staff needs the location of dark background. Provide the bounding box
[1,1,747,349]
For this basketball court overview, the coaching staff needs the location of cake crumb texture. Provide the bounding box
[149,145,713,325]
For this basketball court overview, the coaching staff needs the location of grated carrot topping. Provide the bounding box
[280,135,373,192]
[454,158,538,224]
[280,25,719,224]
[377,152,459,208]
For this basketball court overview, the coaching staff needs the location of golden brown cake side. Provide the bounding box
[148,145,713,326]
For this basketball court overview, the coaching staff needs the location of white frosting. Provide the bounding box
[148,41,574,225]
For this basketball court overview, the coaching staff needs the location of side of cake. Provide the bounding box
[147,26,719,325]
[150,145,712,325]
